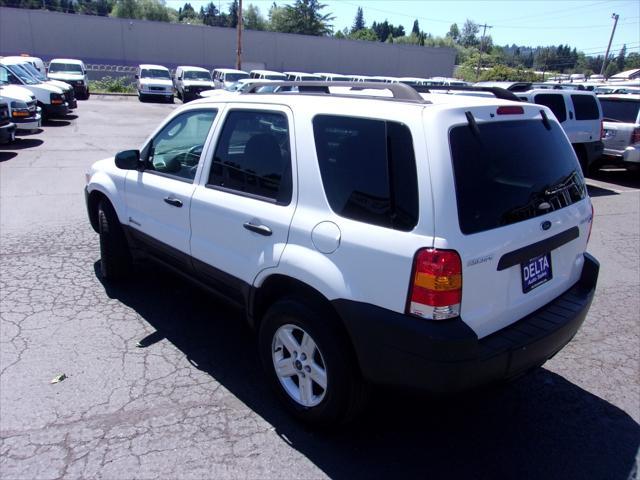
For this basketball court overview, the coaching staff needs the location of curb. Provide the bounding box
[91,92,137,97]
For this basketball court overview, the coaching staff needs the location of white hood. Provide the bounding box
[0,85,34,102]
[140,78,173,87]
[48,72,84,82]
[183,80,215,88]
[47,80,72,91]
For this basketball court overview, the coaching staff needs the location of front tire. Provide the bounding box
[259,298,368,425]
[97,201,132,281]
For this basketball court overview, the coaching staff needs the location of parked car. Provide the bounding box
[248,69,287,80]
[173,66,214,102]
[201,78,283,97]
[135,64,173,103]
[515,89,604,174]
[599,94,640,170]
[212,68,249,89]
[314,72,353,82]
[47,58,90,100]
[85,82,599,425]
[0,69,41,133]
[0,100,17,144]
[0,62,68,119]
[1,57,77,109]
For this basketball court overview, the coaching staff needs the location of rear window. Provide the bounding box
[600,99,640,123]
[313,115,418,231]
[450,119,586,235]
[534,93,567,123]
[571,94,600,120]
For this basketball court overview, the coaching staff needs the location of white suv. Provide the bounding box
[85,83,600,424]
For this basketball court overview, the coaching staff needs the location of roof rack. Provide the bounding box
[413,85,521,102]
[241,81,428,103]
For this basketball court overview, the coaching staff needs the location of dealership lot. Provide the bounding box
[0,97,638,479]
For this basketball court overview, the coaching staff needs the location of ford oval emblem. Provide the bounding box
[541,220,552,231]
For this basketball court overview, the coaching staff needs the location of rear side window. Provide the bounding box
[208,110,292,204]
[534,94,567,123]
[600,99,640,123]
[313,115,418,231]
[571,94,600,120]
[450,119,586,235]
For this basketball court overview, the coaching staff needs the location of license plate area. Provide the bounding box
[521,252,552,293]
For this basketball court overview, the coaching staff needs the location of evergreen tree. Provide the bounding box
[616,44,627,72]
[446,23,459,42]
[351,6,364,33]
[227,0,238,28]
[411,19,419,36]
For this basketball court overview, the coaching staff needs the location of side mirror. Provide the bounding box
[115,150,141,170]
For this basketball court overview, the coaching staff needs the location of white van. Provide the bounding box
[135,64,173,103]
[212,68,249,89]
[0,73,41,133]
[283,72,320,81]
[0,62,68,118]
[516,89,603,173]
[47,58,90,100]
[174,66,214,102]
[248,70,287,80]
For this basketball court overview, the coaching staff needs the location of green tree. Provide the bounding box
[351,6,365,33]
[349,27,377,41]
[625,52,640,69]
[605,61,619,78]
[460,19,479,47]
[270,0,333,36]
[446,23,460,42]
[411,19,419,36]
[112,0,142,19]
[616,44,627,72]
[228,0,238,27]
[199,2,219,26]
[179,2,197,21]
[244,3,266,30]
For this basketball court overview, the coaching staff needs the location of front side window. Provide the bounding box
[208,110,292,203]
[146,110,217,181]
[313,115,419,231]
[534,94,567,123]
[571,94,600,120]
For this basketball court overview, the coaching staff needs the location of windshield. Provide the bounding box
[184,70,211,81]
[141,69,171,80]
[600,99,640,123]
[450,119,585,234]
[6,64,39,85]
[49,63,83,74]
[19,62,47,81]
[0,67,8,85]
[225,73,248,82]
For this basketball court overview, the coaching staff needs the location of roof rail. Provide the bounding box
[241,81,427,103]
[414,85,521,102]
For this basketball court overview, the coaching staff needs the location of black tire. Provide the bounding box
[259,298,368,426]
[97,200,132,281]
[138,93,145,103]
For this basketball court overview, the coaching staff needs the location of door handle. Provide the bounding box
[243,222,272,236]
[163,196,183,208]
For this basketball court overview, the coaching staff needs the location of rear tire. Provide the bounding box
[97,200,132,281]
[259,298,368,426]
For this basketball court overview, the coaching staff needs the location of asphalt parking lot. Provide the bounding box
[1,96,638,480]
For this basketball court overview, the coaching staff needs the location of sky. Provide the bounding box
[166,0,640,55]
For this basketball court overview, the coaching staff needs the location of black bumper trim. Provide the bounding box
[42,103,69,117]
[497,227,579,270]
[334,253,599,393]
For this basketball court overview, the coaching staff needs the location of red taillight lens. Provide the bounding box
[587,203,594,245]
[407,249,462,320]
[497,106,524,115]
[631,127,640,145]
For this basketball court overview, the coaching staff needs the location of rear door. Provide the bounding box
[189,104,297,303]
[425,106,592,338]
[600,97,640,153]
[566,92,602,143]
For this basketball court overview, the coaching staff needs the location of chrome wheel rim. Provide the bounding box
[272,324,328,407]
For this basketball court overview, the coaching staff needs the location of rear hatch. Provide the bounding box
[425,103,592,338]
[599,96,640,154]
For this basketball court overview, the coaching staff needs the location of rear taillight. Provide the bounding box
[497,106,524,115]
[407,249,462,320]
[600,120,604,140]
[631,127,640,145]
[587,203,594,245]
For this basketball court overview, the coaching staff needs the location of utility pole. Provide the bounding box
[236,0,243,70]
[475,23,493,81]
[600,13,620,76]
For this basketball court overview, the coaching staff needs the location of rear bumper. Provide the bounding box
[0,122,17,143]
[335,253,599,393]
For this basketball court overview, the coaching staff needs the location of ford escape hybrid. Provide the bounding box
[85,82,599,425]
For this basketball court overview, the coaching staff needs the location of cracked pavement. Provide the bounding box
[1,97,639,479]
